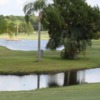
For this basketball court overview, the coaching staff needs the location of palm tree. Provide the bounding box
[23,0,46,62]
[24,0,63,61]
[15,20,21,36]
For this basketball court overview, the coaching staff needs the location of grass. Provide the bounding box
[0,40,99,75]
[0,37,99,99]
[0,31,49,40]
[0,83,100,100]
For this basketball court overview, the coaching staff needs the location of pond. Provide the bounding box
[0,68,100,91]
[0,39,99,91]
[0,39,63,51]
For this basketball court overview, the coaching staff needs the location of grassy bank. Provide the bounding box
[0,31,49,40]
[0,83,100,100]
[0,40,99,75]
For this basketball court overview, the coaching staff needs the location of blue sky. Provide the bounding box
[0,0,100,16]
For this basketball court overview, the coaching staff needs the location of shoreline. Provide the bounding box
[0,67,99,76]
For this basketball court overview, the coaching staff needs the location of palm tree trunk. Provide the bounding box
[16,25,18,36]
[38,21,41,61]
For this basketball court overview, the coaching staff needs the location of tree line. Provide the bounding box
[0,15,38,36]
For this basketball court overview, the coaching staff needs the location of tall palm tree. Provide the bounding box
[23,0,46,62]
[24,0,63,61]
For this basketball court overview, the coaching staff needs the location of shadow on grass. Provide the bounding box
[43,55,62,61]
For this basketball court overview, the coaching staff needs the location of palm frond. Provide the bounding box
[34,0,46,11]
[23,2,34,15]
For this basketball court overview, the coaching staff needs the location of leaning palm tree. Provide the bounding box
[24,0,63,61]
[23,0,46,62]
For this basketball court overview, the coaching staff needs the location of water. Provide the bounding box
[0,39,48,51]
[0,68,100,91]
[0,39,63,51]
[0,39,100,91]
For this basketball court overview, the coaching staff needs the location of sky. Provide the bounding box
[0,0,100,16]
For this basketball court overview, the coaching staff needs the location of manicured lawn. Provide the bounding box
[0,40,99,75]
[0,83,100,100]
[0,31,49,40]
[0,38,99,100]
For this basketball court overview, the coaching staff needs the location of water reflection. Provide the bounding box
[0,68,100,91]
[0,75,37,91]
[85,68,100,83]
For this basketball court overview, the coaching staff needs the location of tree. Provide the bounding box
[23,0,47,61]
[14,20,21,36]
[21,21,34,35]
[42,0,100,59]
[28,15,38,31]
[0,15,7,34]
[0,15,36,37]
[5,18,16,39]
[5,18,11,34]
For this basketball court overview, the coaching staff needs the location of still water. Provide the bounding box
[0,39,100,91]
[0,68,100,91]
[0,39,63,50]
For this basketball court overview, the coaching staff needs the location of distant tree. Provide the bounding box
[93,31,100,39]
[0,15,37,36]
[27,22,34,35]
[0,15,7,34]
[28,15,38,31]
[14,20,22,36]
[21,21,34,35]
[8,21,16,39]
[42,0,100,59]
[5,18,11,33]
[4,18,17,38]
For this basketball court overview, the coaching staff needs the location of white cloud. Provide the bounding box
[16,0,31,10]
[86,0,100,7]
[0,0,9,5]
[0,0,100,16]
[16,0,25,6]
[16,0,24,10]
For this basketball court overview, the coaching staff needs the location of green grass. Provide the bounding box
[0,40,99,75]
[0,39,99,100]
[0,83,100,100]
[0,31,49,40]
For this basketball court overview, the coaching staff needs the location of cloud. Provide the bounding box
[0,0,100,16]
[86,0,100,7]
[0,0,9,5]
[16,0,29,10]
[16,0,24,10]
[16,0,24,6]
